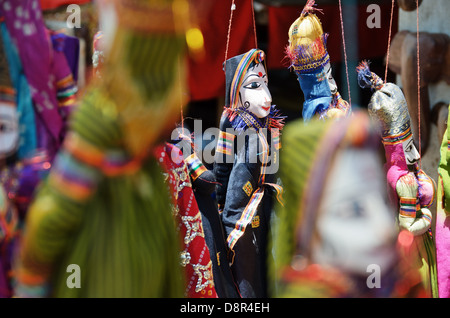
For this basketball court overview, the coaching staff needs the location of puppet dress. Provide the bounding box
[214,106,283,298]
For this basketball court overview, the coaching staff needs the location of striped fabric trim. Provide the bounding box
[422,210,432,224]
[265,182,284,206]
[272,129,281,150]
[258,131,269,184]
[58,94,77,107]
[184,153,207,181]
[216,131,234,156]
[226,131,284,250]
[64,132,105,168]
[226,188,264,250]
[56,74,76,91]
[103,154,141,177]
[49,171,95,201]
[399,197,419,217]
[382,127,412,145]
[64,132,143,178]
[56,74,77,107]
[49,151,100,201]
[229,49,265,109]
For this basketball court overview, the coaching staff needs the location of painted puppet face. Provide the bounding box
[401,135,420,168]
[238,63,272,119]
[0,102,19,159]
[311,147,397,276]
[324,62,337,95]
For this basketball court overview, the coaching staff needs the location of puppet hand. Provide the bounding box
[398,210,431,236]
[398,208,432,236]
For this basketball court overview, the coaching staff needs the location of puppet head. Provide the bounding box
[224,49,271,119]
[285,0,340,121]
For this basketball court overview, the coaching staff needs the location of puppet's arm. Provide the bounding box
[396,173,432,236]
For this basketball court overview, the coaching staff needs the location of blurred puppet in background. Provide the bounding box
[285,0,350,121]
[271,111,427,297]
[11,0,208,297]
[0,0,79,296]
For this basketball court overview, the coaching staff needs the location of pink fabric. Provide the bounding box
[1,0,65,160]
[384,143,408,196]
[416,170,435,207]
[435,202,450,298]
[384,143,435,207]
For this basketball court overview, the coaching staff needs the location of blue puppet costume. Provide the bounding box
[285,0,350,121]
[213,49,284,297]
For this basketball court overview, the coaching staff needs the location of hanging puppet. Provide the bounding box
[11,0,199,297]
[213,48,285,298]
[285,0,350,121]
[356,61,438,298]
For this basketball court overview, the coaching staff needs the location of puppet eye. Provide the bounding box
[244,82,261,89]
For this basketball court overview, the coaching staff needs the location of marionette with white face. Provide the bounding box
[0,101,19,160]
[238,63,272,119]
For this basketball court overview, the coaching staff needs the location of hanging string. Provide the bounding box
[224,0,237,66]
[384,0,396,83]
[178,55,185,132]
[338,0,351,107]
[416,0,422,163]
[225,0,258,66]
[251,0,258,48]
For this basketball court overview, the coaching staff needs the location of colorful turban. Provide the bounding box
[285,0,333,121]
